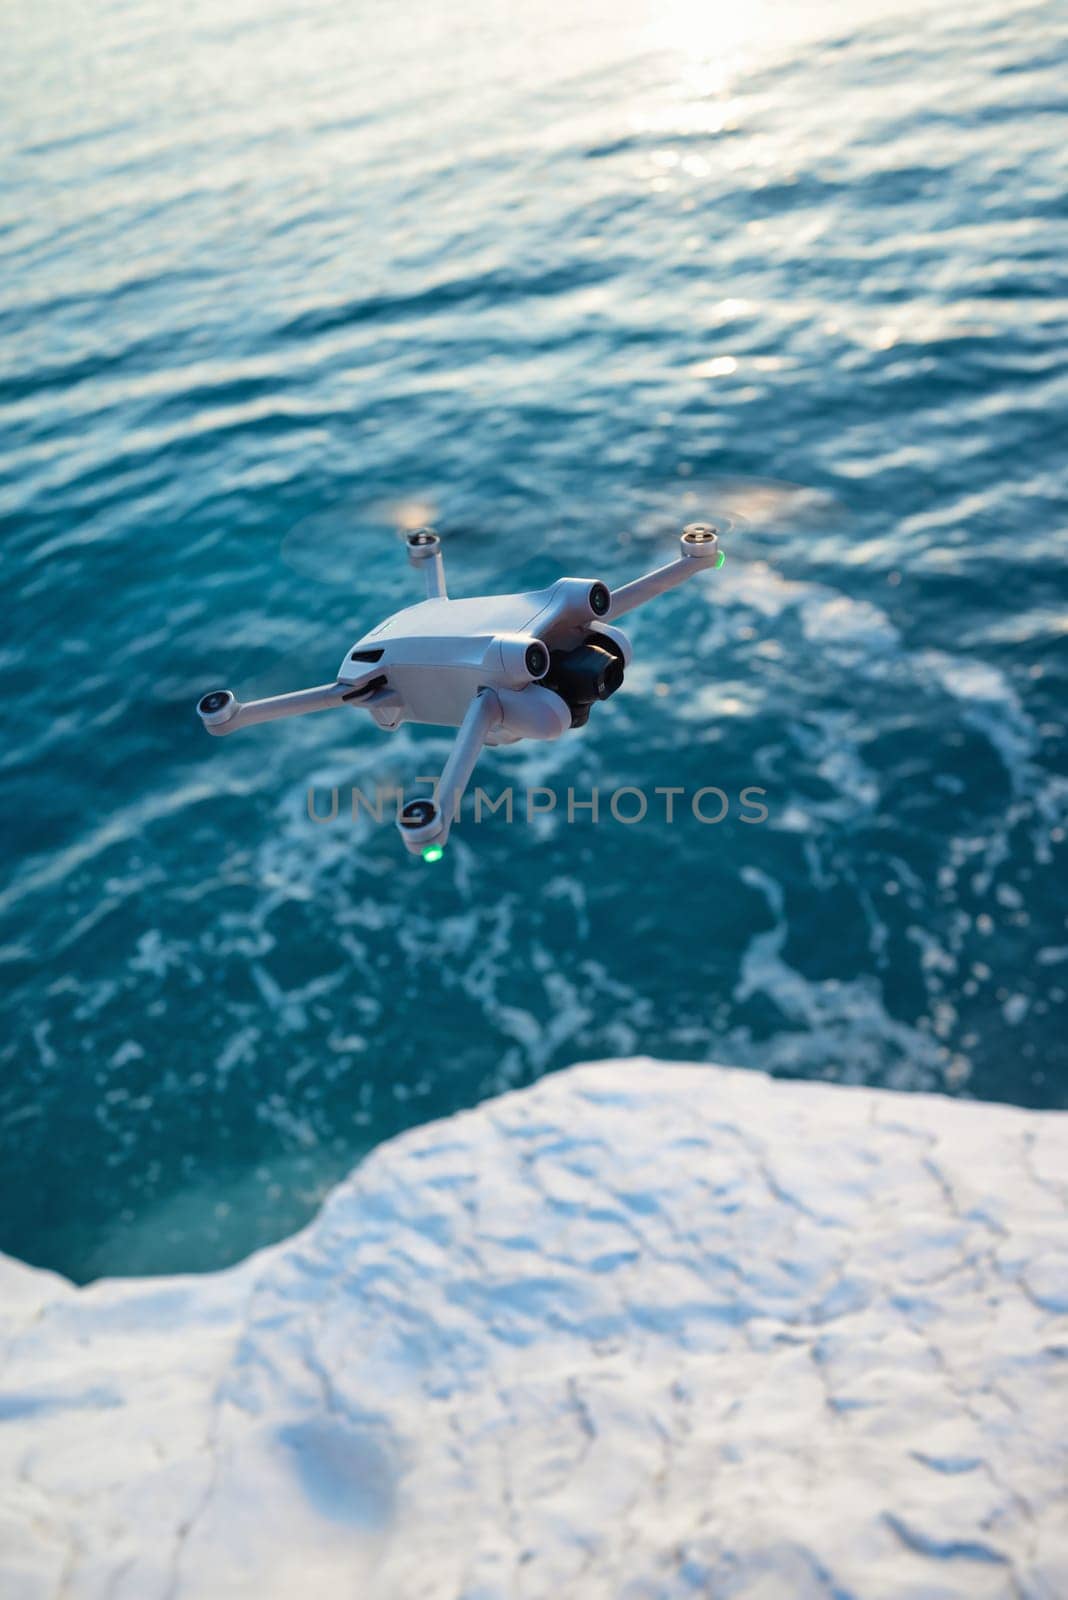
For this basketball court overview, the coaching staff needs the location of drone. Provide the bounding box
[197,522,726,858]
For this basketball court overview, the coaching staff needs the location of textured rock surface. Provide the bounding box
[1,1060,1066,1599]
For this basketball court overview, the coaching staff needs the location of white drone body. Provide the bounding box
[197,524,725,857]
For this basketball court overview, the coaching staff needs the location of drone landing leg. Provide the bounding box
[398,688,501,856]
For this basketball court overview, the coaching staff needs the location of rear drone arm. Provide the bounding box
[406,527,447,598]
[397,687,502,856]
[609,523,723,618]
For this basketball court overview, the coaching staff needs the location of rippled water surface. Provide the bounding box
[2,0,1066,1279]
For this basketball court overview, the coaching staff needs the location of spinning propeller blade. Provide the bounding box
[625,475,846,548]
[276,475,845,598]
[279,496,441,584]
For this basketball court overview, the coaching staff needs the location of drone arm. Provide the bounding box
[198,681,355,737]
[608,527,723,620]
[406,528,447,599]
[609,555,722,619]
[398,687,501,854]
[608,559,701,618]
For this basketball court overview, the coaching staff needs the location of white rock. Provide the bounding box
[1,1060,1066,1599]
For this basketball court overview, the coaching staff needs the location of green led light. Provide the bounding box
[421,844,444,863]
[715,550,726,569]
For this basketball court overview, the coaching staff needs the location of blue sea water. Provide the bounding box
[1,0,1065,1281]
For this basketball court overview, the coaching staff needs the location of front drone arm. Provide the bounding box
[609,524,723,619]
[397,687,502,856]
[197,680,357,736]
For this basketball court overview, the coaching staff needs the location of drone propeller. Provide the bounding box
[277,475,845,590]
[279,496,442,585]
[625,475,845,547]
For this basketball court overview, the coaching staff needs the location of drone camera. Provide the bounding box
[544,638,625,728]
[588,581,611,617]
